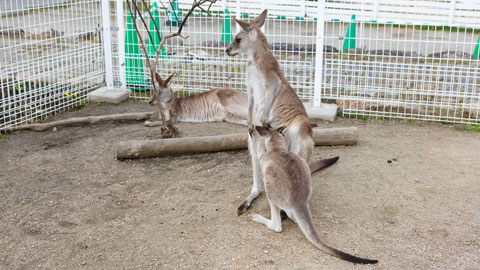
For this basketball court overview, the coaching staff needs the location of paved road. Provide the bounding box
[1,0,70,16]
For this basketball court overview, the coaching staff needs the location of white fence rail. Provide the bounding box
[1,0,479,130]
[165,0,480,27]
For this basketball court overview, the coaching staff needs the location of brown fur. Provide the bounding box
[148,73,248,126]
[226,10,338,215]
[250,126,377,265]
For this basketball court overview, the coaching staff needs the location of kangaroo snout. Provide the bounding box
[225,44,237,56]
[149,96,157,105]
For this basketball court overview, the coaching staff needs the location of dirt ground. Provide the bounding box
[1,100,479,270]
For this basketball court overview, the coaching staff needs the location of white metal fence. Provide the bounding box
[1,0,480,130]
[111,0,480,124]
[0,0,104,130]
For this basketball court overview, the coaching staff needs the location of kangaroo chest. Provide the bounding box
[246,64,272,124]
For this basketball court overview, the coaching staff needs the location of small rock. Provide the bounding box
[81,261,86,266]
[52,127,57,132]
[29,27,64,39]
[0,28,25,37]
[387,160,392,163]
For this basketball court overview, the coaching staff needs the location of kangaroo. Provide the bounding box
[147,73,322,129]
[226,10,338,215]
[250,126,378,264]
[146,73,248,126]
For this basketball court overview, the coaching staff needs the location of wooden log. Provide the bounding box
[116,127,358,159]
[312,126,358,146]
[117,134,247,159]
[0,112,154,132]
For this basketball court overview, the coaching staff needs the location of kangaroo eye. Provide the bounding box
[235,38,241,43]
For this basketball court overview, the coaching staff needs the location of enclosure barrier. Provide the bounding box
[111,0,480,124]
[1,0,480,131]
[0,0,105,130]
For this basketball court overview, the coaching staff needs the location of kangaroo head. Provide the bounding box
[150,72,176,121]
[254,125,287,153]
[225,9,268,58]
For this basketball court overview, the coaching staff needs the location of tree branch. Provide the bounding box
[125,0,216,137]
[126,0,167,129]
[0,112,155,132]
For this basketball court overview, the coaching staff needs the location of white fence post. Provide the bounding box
[117,0,127,88]
[448,0,457,25]
[373,0,379,21]
[236,0,241,33]
[300,0,306,17]
[101,0,114,88]
[313,0,325,107]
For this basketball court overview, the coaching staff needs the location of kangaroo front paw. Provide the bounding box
[237,201,249,216]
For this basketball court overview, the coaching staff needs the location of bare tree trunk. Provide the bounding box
[126,0,216,138]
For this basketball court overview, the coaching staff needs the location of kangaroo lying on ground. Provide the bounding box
[250,126,378,264]
[226,10,338,215]
[147,73,248,126]
[147,73,323,130]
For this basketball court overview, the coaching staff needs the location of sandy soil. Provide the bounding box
[1,100,479,270]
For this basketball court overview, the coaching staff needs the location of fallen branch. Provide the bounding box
[116,127,358,159]
[0,112,154,132]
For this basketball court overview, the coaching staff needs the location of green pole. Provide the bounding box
[342,14,356,52]
[473,35,480,58]
[167,0,182,27]
[125,12,149,90]
[147,2,167,57]
[221,9,233,42]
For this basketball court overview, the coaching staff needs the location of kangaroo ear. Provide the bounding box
[163,73,175,87]
[254,10,267,28]
[255,126,270,136]
[234,18,252,33]
[154,73,163,85]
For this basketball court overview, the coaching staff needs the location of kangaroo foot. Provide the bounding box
[237,201,250,216]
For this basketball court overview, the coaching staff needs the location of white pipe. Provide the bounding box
[313,0,325,107]
[117,0,127,88]
[101,0,114,88]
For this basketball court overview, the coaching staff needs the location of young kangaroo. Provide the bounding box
[250,126,378,264]
[226,10,338,215]
[147,73,248,126]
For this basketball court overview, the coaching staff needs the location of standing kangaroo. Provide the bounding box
[147,73,248,126]
[226,10,338,215]
[250,126,378,264]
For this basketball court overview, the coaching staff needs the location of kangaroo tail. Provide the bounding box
[308,156,339,174]
[294,203,378,264]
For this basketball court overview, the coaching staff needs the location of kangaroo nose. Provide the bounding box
[226,48,231,54]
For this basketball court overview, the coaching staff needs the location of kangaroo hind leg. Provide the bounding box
[249,202,282,233]
[237,135,262,216]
